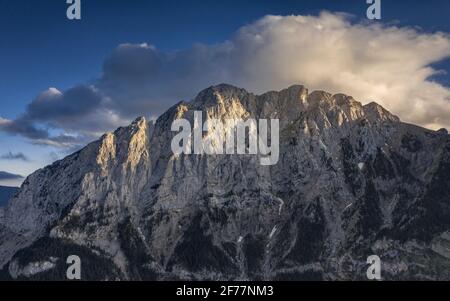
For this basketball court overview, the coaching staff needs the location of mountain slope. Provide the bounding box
[0,84,449,280]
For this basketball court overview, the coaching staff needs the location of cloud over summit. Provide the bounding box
[2,12,450,148]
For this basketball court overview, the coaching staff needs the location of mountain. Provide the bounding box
[0,186,19,207]
[0,84,449,280]
[0,171,23,181]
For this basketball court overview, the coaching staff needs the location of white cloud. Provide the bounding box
[96,12,450,130]
[231,13,450,130]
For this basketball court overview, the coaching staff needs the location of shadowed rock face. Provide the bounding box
[0,84,449,280]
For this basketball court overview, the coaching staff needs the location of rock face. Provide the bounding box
[0,84,449,280]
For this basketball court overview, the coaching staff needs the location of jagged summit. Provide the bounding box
[363,101,400,122]
[192,84,249,105]
[188,83,398,129]
[196,84,391,113]
[131,116,147,125]
[0,84,449,281]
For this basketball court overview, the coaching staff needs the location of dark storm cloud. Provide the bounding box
[0,116,81,148]
[26,85,102,122]
[97,43,230,118]
[0,116,49,140]
[0,85,108,147]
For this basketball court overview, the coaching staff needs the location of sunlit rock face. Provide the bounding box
[0,84,449,280]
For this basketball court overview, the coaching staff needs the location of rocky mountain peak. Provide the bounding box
[192,84,250,107]
[363,101,400,122]
[131,116,147,128]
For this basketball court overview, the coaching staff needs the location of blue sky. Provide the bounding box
[1,0,450,185]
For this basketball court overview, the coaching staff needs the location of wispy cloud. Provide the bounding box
[0,151,30,162]
[1,12,450,149]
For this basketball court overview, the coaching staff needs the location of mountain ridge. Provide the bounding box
[0,84,449,280]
